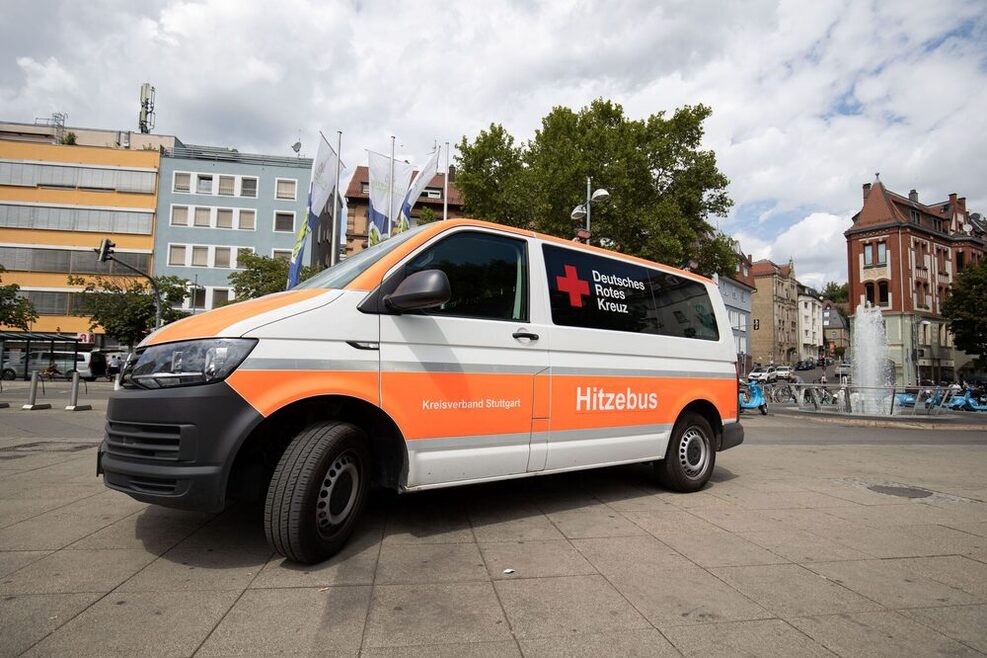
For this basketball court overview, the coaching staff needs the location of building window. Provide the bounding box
[214,247,231,268]
[216,209,234,229]
[275,178,297,200]
[191,246,208,267]
[196,174,213,195]
[865,282,875,305]
[238,209,256,230]
[274,211,294,232]
[876,241,887,265]
[361,182,370,194]
[909,209,920,224]
[212,288,231,308]
[863,243,873,267]
[173,172,191,193]
[0,203,153,235]
[241,177,258,198]
[272,249,292,261]
[194,207,211,227]
[168,245,186,266]
[424,187,442,199]
[190,287,206,309]
[170,206,189,226]
[878,281,889,306]
[218,175,236,196]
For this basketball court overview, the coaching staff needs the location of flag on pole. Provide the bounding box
[394,147,441,234]
[367,151,414,245]
[288,134,342,288]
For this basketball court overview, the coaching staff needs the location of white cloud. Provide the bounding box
[0,0,984,282]
[734,212,854,290]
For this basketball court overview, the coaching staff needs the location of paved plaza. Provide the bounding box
[0,386,986,656]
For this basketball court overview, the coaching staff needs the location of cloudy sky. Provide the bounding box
[2,0,985,287]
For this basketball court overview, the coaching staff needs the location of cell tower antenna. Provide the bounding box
[138,83,156,134]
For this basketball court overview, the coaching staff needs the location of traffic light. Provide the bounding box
[95,239,115,262]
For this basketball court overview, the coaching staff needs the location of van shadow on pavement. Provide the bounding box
[132,461,734,572]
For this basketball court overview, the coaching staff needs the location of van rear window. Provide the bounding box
[542,244,718,341]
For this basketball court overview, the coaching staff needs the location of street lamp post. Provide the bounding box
[570,176,610,243]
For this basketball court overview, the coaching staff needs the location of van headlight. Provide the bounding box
[128,339,257,389]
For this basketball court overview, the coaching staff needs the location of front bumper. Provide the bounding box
[98,381,262,512]
[719,421,744,451]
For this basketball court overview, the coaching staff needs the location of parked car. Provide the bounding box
[816,357,827,368]
[748,366,775,382]
[773,365,794,381]
[795,360,813,371]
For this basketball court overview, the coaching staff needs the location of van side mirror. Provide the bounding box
[384,269,451,312]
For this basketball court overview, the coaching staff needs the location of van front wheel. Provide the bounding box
[264,422,371,564]
[654,412,715,493]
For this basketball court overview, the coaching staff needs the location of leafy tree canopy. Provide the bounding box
[942,259,987,359]
[67,274,189,348]
[455,99,736,276]
[822,281,849,303]
[0,266,38,330]
[228,251,318,300]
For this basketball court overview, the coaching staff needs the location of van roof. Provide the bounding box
[345,218,712,291]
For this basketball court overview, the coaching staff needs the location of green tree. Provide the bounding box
[67,275,189,348]
[60,131,77,145]
[228,251,318,300]
[942,259,987,359]
[416,207,438,225]
[822,281,848,303]
[0,266,38,330]
[455,100,736,276]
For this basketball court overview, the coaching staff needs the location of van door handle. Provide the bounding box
[512,331,539,341]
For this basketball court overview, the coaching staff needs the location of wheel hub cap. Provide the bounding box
[679,427,709,479]
[317,452,359,532]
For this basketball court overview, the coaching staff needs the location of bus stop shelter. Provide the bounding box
[0,332,82,381]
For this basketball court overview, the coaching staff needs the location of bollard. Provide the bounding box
[22,372,52,410]
[65,371,92,412]
[0,377,8,409]
[113,373,122,391]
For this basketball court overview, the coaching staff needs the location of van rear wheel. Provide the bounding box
[264,422,371,564]
[654,412,715,492]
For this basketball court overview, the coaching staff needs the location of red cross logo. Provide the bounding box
[556,265,590,307]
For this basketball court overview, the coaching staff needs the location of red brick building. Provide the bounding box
[845,177,985,384]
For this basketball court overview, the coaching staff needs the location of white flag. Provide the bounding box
[310,135,342,217]
[367,151,414,245]
[395,147,441,234]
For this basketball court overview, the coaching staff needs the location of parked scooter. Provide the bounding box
[739,379,768,415]
[947,388,987,411]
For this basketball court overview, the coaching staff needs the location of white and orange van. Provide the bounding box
[99,219,743,563]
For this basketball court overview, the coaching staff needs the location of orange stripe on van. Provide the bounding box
[146,289,328,346]
[225,369,379,417]
[548,376,737,431]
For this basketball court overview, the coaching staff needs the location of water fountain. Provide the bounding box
[849,302,894,414]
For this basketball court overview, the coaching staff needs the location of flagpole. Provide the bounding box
[388,135,395,236]
[443,141,450,221]
[330,130,342,267]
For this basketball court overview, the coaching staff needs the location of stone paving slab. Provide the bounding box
[0,415,986,656]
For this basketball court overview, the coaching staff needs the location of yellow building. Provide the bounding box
[0,140,159,338]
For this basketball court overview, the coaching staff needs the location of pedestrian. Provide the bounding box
[107,354,121,378]
[819,373,827,385]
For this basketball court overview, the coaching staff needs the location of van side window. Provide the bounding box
[404,232,528,322]
[543,244,658,334]
[651,271,720,341]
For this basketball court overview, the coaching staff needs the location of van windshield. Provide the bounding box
[295,226,426,290]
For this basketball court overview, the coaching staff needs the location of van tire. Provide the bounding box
[264,422,371,564]
[654,412,715,493]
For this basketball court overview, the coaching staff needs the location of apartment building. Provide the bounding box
[750,259,799,365]
[845,177,985,384]
[797,283,824,361]
[153,145,312,312]
[822,300,849,358]
[0,139,160,337]
[715,247,755,373]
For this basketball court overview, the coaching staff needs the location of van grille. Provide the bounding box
[105,421,182,461]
